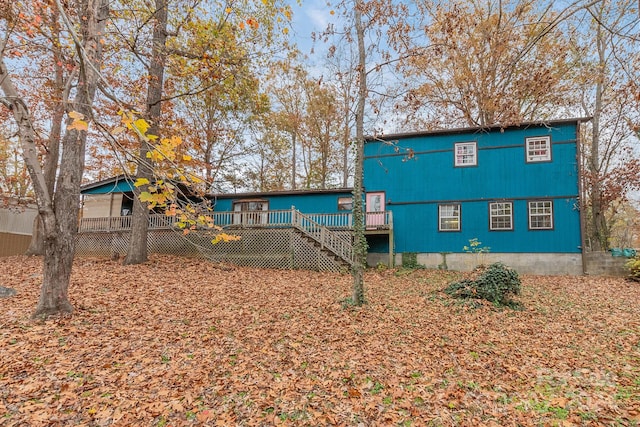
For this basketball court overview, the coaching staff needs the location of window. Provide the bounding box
[439,204,461,231]
[489,202,513,231]
[338,197,353,211]
[528,200,553,230]
[526,136,551,162]
[454,142,477,167]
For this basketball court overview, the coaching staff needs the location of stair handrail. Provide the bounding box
[291,207,354,266]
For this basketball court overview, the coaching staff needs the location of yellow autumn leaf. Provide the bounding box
[134,178,150,187]
[182,154,192,161]
[225,7,232,13]
[212,233,241,244]
[69,111,84,120]
[132,118,150,135]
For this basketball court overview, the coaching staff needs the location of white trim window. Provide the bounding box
[489,202,513,231]
[439,204,461,231]
[528,200,553,230]
[454,142,477,167]
[526,136,551,162]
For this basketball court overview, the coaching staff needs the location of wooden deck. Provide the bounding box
[78,209,393,233]
[78,209,394,267]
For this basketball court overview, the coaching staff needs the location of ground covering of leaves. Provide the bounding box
[1,256,639,427]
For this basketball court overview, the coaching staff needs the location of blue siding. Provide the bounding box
[364,122,582,254]
[83,180,134,194]
[212,191,351,214]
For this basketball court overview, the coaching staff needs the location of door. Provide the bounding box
[366,192,385,229]
[233,200,269,225]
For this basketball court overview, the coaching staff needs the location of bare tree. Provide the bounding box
[0,0,109,317]
[124,0,168,265]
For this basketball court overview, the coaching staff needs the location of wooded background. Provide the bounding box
[1,0,639,313]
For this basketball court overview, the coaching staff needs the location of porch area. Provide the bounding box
[77,208,394,271]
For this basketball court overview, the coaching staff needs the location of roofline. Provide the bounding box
[80,174,132,192]
[208,187,353,200]
[365,117,592,142]
[81,174,353,198]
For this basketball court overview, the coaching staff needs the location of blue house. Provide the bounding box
[363,118,587,275]
[79,178,364,271]
[79,118,587,274]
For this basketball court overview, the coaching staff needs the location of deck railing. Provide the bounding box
[78,214,175,232]
[291,210,355,265]
[78,209,392,232]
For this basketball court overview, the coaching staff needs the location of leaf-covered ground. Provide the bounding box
[1,256,639,427]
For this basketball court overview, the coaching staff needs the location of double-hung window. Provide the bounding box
[454,142,477,167]
[438,204,461,231]
[526,136,551,162]
[528,200,553,230]
[489,202,513,231]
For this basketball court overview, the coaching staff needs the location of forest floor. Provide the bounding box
[0,255,639,427]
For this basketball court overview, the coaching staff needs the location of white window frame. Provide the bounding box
[454,142,477,167]
[438,204,461,232]
[528,200,553,230]
[489,201,513,231]
[526,136,551,162]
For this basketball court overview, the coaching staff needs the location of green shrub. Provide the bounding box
[402,252,419,269]
[625,257,640,282]
[444,262,521,306]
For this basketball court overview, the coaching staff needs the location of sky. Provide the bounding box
[289,0,332,52]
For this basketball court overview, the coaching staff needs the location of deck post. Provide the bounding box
[291,206,296,227]
[388,211,394,267]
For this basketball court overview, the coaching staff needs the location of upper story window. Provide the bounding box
[526,136,551,162]
[528,200,553,230]
[489,201,513,231]
[438,204,461,231]
[454,142,477,167]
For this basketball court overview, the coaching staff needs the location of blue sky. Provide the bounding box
[288,0,335,57]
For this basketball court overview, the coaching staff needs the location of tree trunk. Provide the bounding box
[351,0,367,306]
[124,0,168,265]
[25,6,66,256]
[291,130,297,190]
[343,96,350,188]
[33,0,109,318]
[589,21,608,252]
[1,0,109,318]
[25,215,44,256]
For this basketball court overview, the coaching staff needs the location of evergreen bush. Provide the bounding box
[626,256,640,282]
[444,262,521,306]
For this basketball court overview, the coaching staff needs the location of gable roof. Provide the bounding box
[366,118,591,142]
[81,174,134,194]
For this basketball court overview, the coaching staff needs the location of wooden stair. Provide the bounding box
[291,210,354,268]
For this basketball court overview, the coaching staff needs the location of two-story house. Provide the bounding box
[363,118,587,274]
